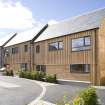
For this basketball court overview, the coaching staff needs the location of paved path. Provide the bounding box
[0,76,105,105]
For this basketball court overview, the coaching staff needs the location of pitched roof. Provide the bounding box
[35,8,105,42]
[5,25,46,47]
[0,33,16,46]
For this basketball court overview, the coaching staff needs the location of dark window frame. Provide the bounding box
[70,64,90,73]
[71,36,91,52]
[12,47,18,54]
[48,41,63,51]
[36,65,46,72]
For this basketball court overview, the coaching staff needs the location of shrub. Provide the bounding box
[19,70,25,78]
[31,71,37,80]
[56,95,71,105]
[73,87,100,105]
[35,71,45,81]
[5,70,14,76]
[19,70,45,81]
[56,87,100,105]
[25,71,32,79]
[73,97,84,105]
[46,74,57,83]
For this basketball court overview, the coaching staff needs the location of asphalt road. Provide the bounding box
[0,76,105,105]
[0,76,42,105]
[44,84,105,105]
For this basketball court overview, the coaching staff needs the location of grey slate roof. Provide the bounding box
[35,8,105,42]
[5,25,45,47]
[0,33,16,46]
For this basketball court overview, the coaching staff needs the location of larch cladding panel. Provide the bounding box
[97,19,105,85]
[34,29,97,82]
[5,41,31,72]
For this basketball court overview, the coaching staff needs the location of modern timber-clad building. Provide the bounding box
[4,8,105,85]
[0,33,17,69]
[4,25,48,72]
[34,8,105,85]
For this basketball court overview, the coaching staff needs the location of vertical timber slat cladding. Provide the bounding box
[5,41,31,72]
[97,19,105,85]
[34,29,96,82]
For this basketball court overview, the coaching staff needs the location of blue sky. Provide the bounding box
[0,0,105,38]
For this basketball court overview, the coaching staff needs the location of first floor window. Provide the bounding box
[70,64,90,73]
[12,47,18,54]
[36,65,46,72]
[49,42,58,51]
[49,41,63,51]
[72,36,91,51]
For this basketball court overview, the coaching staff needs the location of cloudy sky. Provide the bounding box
[0,0,105,38]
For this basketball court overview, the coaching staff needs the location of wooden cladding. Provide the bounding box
[35,30,95,65]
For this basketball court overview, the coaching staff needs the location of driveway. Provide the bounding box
[0,76,105,105]
[0,76,42,105]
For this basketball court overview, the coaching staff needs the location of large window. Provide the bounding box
[49,41,63,51]
[21,63,27,71]
[24,45,28,52]
[36,65,46,72]
[70,64,90,73]
[72,36,91,51]
[12,47,18,54]
[36,45,40,53]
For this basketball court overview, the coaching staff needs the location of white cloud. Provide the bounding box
[0,1,36,29]
[48,20,58,25]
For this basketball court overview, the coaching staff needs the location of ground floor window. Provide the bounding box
[20,63,27,71]
[70,64,90,73]
[36,65,46,72]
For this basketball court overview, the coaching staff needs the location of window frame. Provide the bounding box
[70,64,90,73]
[12,47,18,54]
[48,41,63,51]
[71,36,91,52]
[36,65,46,72]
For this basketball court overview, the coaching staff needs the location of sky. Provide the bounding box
[0,0,105,38]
